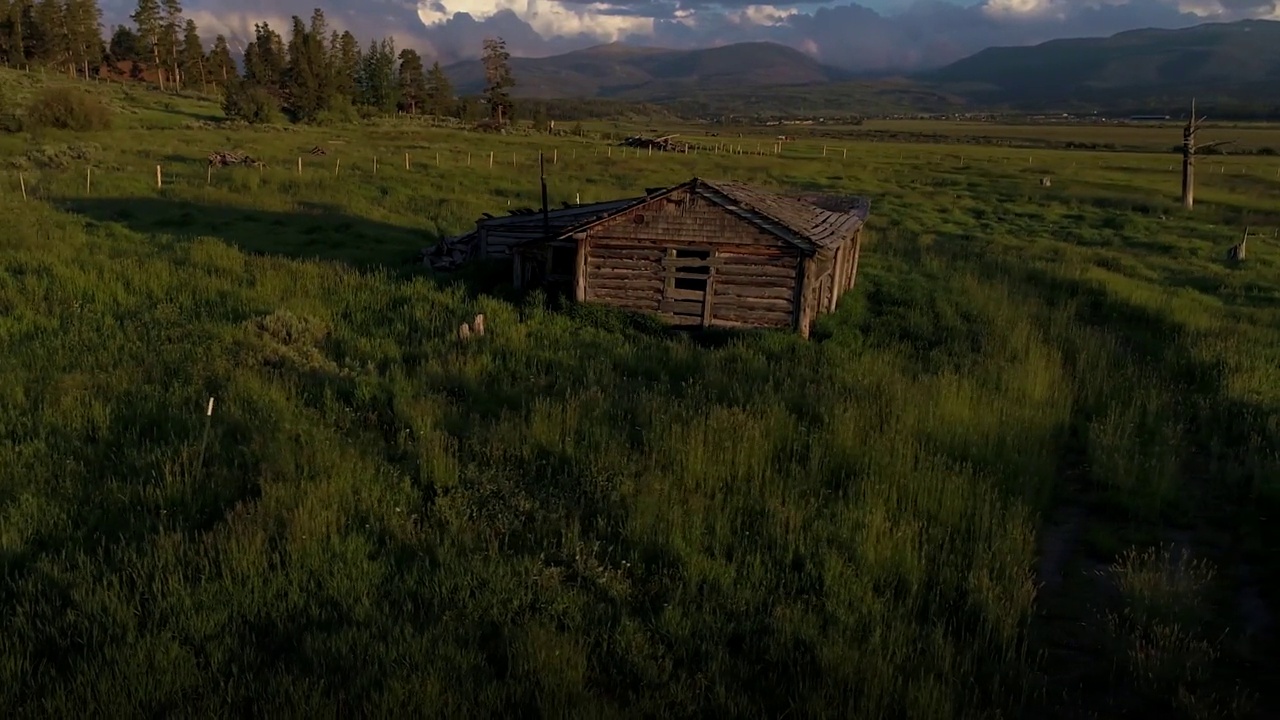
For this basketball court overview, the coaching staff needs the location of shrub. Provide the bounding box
[221,80,282,125]
[311,95,360,126]
[23,87,114,131]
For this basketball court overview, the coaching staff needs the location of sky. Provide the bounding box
[106,0,1280,71]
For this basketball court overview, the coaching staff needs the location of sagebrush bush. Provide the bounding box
[24,87,114,131]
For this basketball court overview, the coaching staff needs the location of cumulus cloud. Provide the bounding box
[101,0,1280,71]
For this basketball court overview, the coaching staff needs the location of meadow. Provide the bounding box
[1,71,1278,718]
[845,118,1280,153]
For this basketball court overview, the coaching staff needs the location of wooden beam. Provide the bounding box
[828,244,845,313]
[701,250,717,328]
[796,257,813,339]
[848,229,863,290]
[574,236,588,302]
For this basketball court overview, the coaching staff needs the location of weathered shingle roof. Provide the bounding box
[693,179,870,250]
[462,177,870,254]
[478,197,641,230]
[473,197,644,247]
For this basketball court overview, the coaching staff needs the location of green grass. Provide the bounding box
[1,71,1277,717]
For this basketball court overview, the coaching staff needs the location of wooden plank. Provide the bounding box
[667,271,713,282]
[702,268,716,327]
[662,260,715,272]
[666,287,706,302]
[715,246,795,258]
[575,237,587,302]
[713,295,792,314]
[660,313,703,327]
[713,307,793,327]
[795,256,811,337]
[587,292,662,310]
[587,257,659,271]
[660,300,703,316]
[718,269,796,285]
[591,267,664,281]
[714,284,794,301]
[587,246,667,260]
[716,262,795,279]
[591,278,663,292]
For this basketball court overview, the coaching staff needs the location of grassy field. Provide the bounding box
[766,119,1280,154]
[1,72,1278,717]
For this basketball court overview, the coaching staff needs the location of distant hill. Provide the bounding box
[922,19,1280,111]
[444,22,1280,117]
[445,42,852,101]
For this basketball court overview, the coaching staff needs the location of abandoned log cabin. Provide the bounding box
[461,177,871,337]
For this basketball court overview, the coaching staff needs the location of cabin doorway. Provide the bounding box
[663,248,714,326]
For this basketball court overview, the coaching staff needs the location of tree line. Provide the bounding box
[0,1,520,125]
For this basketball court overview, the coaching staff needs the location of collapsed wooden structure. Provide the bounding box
[619,134,691,153]
[438,177,870,337]
[207,151,266,168]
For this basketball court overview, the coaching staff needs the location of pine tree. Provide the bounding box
[306,9,333,106]
[178,17,202,89]
[30,0,64,67]
[159,0,181,89]
[241,40,261,83]
[357,37,397,112]
[481,36,513,126]
[328,29,358,101]
[64,0,103,78]
[130,0,163,89]
[243,22,284,90]
[396,48,425,114]
[0,0,26,66]
[424,60,453,117]
[281,12,329,121]
[107,24,144,63]
[207,33,234,84]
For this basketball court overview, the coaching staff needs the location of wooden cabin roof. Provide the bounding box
[471,197,643,246]
[691,179,870,251]
[479,197,641,228]
[478,178,870,254]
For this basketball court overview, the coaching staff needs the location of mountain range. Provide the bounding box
[923,19,1280,110]
[444,42,853,101]
[444,20,1280,115]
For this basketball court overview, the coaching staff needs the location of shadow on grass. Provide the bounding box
[56,197,780,349]
[56,196,433,270]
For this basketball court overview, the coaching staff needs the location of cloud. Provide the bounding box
[102,0,1280,71]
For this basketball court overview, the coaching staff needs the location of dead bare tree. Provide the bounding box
[1181,98,1234,210]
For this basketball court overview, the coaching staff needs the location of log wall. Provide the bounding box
[580,188,803,330]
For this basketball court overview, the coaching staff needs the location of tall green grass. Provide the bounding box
[0,75,1276,717]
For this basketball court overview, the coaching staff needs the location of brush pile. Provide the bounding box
[422,231,479,271]
[207,151,266,168]
[618,134,690,153]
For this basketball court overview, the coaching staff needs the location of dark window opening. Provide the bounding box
[669,248,711,295]
[674,276,708,293]
[549,245,575,276]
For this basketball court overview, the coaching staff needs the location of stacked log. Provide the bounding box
[618,134,690,153]
[308,145,328,156]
